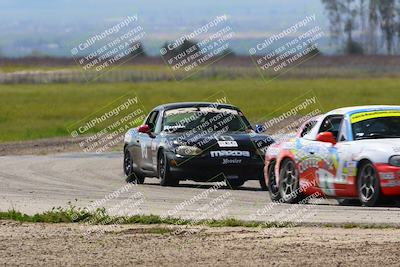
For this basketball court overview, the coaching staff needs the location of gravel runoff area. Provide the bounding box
[1,221,400,266]
[0,136,113,156]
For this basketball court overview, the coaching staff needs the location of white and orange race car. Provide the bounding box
[264,105,400,207]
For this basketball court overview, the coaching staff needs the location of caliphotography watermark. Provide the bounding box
[160,174,234,242]
[71,14,146,80]
[249,14,325,81]
[160,14,235,81]
[249,179,326,238]
[251,90,324,147]
[67,92,146,153]
[69,183,146,238]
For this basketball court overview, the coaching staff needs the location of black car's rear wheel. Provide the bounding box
[124,148,145,184]
[267,160,281,202]
[358,162,381,207]
[158,151,179,186]
[259,176,268,191]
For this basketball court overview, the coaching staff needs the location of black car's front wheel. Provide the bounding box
[124,148,145,184]
[158,151,179,186]
[226,178,245,189]
[259,176,268,191]
[357,162,381,207]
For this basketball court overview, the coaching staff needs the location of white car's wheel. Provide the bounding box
[278,159,303,203]
[267,160,281,202]
[357,162,381,207]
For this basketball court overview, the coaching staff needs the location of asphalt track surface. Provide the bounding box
[1,152,400,226]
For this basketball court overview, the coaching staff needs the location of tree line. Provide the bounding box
[127,39,234,60]
[322,0,400,54]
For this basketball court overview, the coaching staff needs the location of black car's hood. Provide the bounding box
[162,131,274,150]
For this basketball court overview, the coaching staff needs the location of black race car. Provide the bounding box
[123,102,274,189]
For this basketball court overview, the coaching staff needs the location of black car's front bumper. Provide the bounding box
[166,152,264,182]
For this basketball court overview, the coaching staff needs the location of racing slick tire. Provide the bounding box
[357,161,382,207]
[124,148,145,184]
[278,158,304,204]
[267,160,282,202]
[158,150,179,187]
[226,178,245,189]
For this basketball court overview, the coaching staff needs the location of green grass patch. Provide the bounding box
[0,64,172,73]
[142,227,174,235]
[0,65,79,73]
[0,78,399,142]
[0,207,397,229]
[0,206,291,228]
[0,207,260,227]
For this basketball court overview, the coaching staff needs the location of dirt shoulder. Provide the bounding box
[0,137,122,156]
[1,221,399,266]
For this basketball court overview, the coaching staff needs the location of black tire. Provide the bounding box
[259,176,268,191]
[357,162,381,207]
[278,158,303,204]
[337,198,361,206]
[124,148,145,184]
[158,150,179,186]
[267,161,281,202]
[226,178,245,189]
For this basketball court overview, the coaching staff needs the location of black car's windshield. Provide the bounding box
[162,107,251,133]
[352,113,400,140]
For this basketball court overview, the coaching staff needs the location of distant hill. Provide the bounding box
[0,0,328,57]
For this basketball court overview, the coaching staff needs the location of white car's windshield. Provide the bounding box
[163,107,251,133]
[352,111,400,140]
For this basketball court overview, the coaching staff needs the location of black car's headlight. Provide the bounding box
[389,155,400,167]
[176,146,202,156]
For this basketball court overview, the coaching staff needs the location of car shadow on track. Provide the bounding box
[143,182,263,191]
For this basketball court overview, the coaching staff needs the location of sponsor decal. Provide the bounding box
[218,135,235,141]
[217,140,238,147]
[210,150,250,158]
[383,180,400,187]
[380,172,396,180]
[351,110,400,124]
[344,161,357,177]
[298,158,320,173]
[222,158,242,164]
[316,168,336,196]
